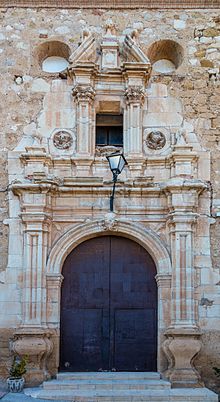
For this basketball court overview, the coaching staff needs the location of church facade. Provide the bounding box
[0,1,220,398]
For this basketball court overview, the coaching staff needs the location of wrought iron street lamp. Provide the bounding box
[106,152,127,212]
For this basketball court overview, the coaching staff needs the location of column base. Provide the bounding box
[10,327,53,386]
[163,327,204,388]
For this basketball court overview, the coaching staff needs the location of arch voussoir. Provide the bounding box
[46,219,171,276]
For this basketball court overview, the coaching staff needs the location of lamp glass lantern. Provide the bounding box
[106,152,127,212]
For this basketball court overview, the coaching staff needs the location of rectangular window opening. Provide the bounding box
[96,114,123,147]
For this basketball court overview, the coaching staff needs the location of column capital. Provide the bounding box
[155,273,172,288]
[46,273,64,288]
[163,177,207,195]
[125,85,145,105]
[72,84,95,103]
[163,178,208,215]
[167,212,198,229]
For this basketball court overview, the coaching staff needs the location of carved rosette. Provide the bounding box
[72,85,96,103]
[53,131,73,150]
[10,329,53,385]
[146,131,166,150]
[125,86,145,105]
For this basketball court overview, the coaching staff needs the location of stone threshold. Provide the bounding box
[24,387,218,401]
[24,372,218,401]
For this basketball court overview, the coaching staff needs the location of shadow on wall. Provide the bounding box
[147,39,184,73]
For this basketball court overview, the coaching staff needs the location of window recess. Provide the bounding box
[96,114,123,147]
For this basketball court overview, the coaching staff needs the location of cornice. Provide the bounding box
[1,0,220,8]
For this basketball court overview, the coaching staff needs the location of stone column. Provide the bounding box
[169,213,197,327]
[124,86,145,156]
[163,179,207,387]
[11,181,56,384]
[21,212,51,327]
[72,84,95,175]
[46,273,64,374]
[122,51,150,176]
[155,274,172,373]
[46,273,64,327]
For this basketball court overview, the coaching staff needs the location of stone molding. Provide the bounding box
[46,219,172,276]
[2,0,219,8]
[45,219,172,373]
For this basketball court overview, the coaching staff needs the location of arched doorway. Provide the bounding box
[60,235,157,372]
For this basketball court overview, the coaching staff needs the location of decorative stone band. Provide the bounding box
[72,85,96,103]
[125,86,145,105]
[2,0,220,8]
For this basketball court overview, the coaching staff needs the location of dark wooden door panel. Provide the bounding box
[60,308,109,371]
[60,237,110,371]
[114,309,157,371]
[60,236,157,372]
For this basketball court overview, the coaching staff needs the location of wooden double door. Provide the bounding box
[60,236,157,372]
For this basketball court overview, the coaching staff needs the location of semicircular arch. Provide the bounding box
[46,220,171,276]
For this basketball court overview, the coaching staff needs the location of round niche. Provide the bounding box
[42,56,69,73]
[147,40,183,73]
[36,41,70,73]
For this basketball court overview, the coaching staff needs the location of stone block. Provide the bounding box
[148,84,168,98]
[147,97,182,113]
[143,112,183,127]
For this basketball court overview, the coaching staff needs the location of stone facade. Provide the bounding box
[0,2,220,398]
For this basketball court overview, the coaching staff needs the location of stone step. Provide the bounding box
[43,378,171,390]
[57,371,160,381]
[24,387,218,401]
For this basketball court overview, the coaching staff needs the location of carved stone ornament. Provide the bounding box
[53,131,73,150]
[125,86,145,104]
[72,85,95,102]
[95,145,122,157]
[146,131,166,150]
[99,218,118,232]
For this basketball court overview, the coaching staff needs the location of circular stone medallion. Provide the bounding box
[146,131,166,150]
[53,131,73,150]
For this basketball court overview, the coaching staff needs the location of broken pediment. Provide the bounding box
[68,26,151,74]
[123,32,150,65]
[69,31,97,64]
